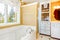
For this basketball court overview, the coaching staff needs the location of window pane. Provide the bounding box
[8,5,17,22]
[0,3,5,23]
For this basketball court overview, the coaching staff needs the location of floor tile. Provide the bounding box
[38,35,58,40]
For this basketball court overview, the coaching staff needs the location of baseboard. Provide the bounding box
[51,37,60,40]
[39,33,60,40]
[40,33,51,37]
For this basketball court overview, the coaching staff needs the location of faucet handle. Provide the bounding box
[26,27,34,34]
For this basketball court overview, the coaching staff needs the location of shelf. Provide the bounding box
[42,12,49,13]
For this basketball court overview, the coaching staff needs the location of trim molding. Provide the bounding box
[40,33,51,37]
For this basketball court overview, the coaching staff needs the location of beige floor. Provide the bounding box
[37,35,58,40]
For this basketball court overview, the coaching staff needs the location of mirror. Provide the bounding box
[54,9,60,20]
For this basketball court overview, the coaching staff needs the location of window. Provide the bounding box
[8,5,17,22]
[0,3,5,23]
[0,2,20,26]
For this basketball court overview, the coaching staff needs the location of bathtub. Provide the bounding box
[19,25,36,40]
[0,25,36,40]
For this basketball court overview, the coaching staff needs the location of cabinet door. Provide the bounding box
[51,22,60,39]
[40,21,50,35]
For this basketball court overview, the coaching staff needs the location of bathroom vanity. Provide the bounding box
[50,1,60,39]
[39,1,60,39]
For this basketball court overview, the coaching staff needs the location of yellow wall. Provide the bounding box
[21,3,38,39]
[51,0,60,2]
[50,1,60,22]
[21,3,38,26]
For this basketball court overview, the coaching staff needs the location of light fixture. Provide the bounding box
[54,6,60,20]
[54,6,60,9]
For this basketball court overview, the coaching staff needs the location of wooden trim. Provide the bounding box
[40,33,60,40]
[20,0,22,1]
[21,2,38,7]
[36,2,39,39]
[40,33,51,37]
[51,1,60,3]
[51,37,60,40]
[20,6,22,25]
[0,24,20,29]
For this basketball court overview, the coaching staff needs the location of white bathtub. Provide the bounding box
[19,25,36,40]
[0,25,36,40]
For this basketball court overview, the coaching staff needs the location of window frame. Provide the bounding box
[0,2,20,26]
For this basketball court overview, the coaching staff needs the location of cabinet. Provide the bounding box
[39,2,50,35]
[39,21,50,35]
[51,22,60,39]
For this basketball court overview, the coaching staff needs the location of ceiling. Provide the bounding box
[22,0,50,3]
[22,0,39,2]
[40,0,50,3]
[51,0,60,2]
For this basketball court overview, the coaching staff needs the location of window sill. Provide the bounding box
[0,22,20,28]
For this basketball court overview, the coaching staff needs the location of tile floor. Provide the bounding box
[38,35,58,40]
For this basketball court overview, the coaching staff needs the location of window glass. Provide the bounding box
[8,5,17,22]
[0,3,20,26]
[0,3,5,23]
